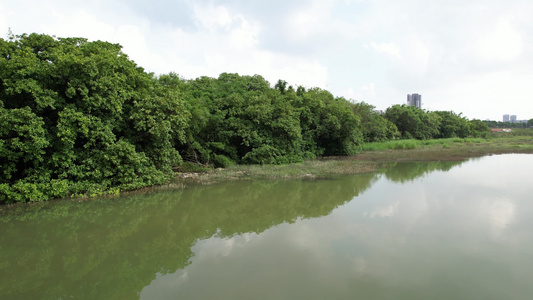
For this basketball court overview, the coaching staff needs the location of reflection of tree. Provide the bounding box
[380,160,464,183]
[0,174,377,299]
[0,159,468,298]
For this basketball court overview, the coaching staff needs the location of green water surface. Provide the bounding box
[1,154,532,299]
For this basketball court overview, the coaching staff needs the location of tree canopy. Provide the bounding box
[175,74,363,166]
[1,33,189,202]
[0,33,496,203]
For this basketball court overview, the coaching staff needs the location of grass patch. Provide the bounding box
[174,161,212,173]
[219,159,379,180]
[171,134,533,187]
[361,138,490,152]
[361,139,420,151]
[360,138,484,152]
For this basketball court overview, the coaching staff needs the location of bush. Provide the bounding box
[212,154,237,168]
[0,33,188,203]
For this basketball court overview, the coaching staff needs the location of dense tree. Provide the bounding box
[175,74,363,166]
[0,33,189,203]
[175,74,301,166]
[351,101,399,142]
[468,119,491,137]
[0,32,509,203]
[302,91,363,156]
[384,105,440,139]
[483,120,498,128]
[434,111,471,138]
[484,120,529,129]
[274,79,288,94]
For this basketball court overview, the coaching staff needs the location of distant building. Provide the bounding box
[503,114,510,122]
[407,94,422,108]
[491,128,513,133]
[511,115,517,123]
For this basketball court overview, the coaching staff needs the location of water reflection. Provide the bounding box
[140,155,533,300]
[0,171,378,299]
[1,155,533,299]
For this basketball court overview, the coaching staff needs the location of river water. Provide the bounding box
[1,154,532,299]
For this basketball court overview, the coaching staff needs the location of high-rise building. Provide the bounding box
[511,115,517,123]
[407,94,422,108]
[503,114,510,122]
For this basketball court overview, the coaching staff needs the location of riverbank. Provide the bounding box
[2,135,532,206]
[171,135,533,185]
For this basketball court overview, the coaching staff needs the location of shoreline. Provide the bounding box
[2,137,533,208]
[171,137,533,185]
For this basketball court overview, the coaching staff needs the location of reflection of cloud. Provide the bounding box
[367,202,399,218]
[352,256,369,274]
[192,231,258,260]
[363,185,429,224]
[140,269,189,299]
[488,200,515,237]
[287,221,332,263]
[141,155,530,299]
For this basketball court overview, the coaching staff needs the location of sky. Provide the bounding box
[1,0,532,121]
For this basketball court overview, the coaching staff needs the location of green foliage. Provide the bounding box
[0,104,49,181]
[175,74,363,166]
[434,111,471,138]
[176,161,212,173]
[361,139,420,151]
[484,119,529,129]
[0,33,188,203]
[213,154,237,168]
[360,137,489,152]
[384,105,440,140]
[468,119,491,138]
[0,32,509,203]
[351,101,399,142]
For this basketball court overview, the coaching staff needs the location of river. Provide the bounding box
[1,154,532,299]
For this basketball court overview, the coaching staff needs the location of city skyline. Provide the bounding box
[503,114,529,123]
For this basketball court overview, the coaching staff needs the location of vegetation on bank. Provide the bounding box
[174,135,533,184]
[0,33,527,204]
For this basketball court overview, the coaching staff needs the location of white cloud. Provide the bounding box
[192,4,232,32]
[38,8,168,72]
[147,3,330,88]
[341,83,376,102]
[114,25,168,72]
[43,10,115,41]
[229,16,260,50]
[476,16,523,62]
[277,59,329,89]
[283,0,358,44]
[285,1,331,40]
[369,42,401,59]
[0,5,7,36]
[2,0,533,120]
